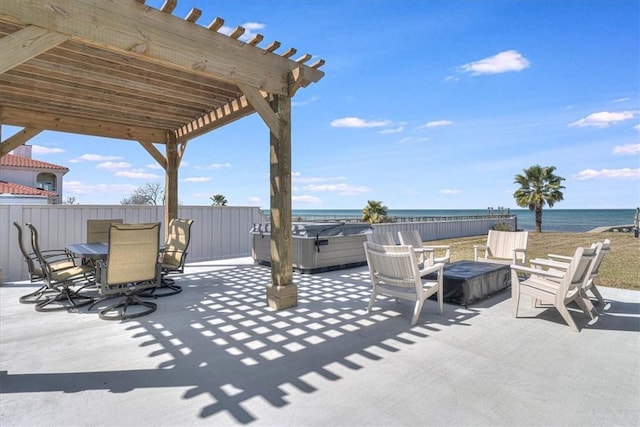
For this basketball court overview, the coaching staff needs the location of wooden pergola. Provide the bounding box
[0,0,324,309]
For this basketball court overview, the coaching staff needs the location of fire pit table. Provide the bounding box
[427,260,511,306]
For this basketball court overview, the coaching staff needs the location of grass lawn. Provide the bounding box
[427,232,640,290]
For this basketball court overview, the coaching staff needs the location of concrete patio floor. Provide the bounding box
[1,257,639,426]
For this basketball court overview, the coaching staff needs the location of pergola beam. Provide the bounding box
[0,1,323,95]
[237,83,280,136]
[0,25,68,75]
[2,107,165,142]
[0,126,42,157]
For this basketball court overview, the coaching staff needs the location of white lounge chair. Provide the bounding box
[474,230,528,265]
[363,241,443,326]
[540,239,610,306]
[510,243,600,332]
[397,230,450,268]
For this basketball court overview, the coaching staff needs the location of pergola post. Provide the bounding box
[165,131,179,236]
[266,94,296,309]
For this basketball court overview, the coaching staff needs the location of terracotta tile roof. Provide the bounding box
[0,154,68,171]
[0,181,58,198]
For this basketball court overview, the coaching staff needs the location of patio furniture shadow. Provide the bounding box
[520,299,640,332]
[0,263,479,424]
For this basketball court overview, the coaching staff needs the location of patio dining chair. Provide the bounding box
[397,230,451,268]
[139,218,193,297]
[26,223,94,312]
[13,221,78,304]
[364,241,443,326]
[89,222,162,320]
[86,218,123,243]
[510,243,600,332]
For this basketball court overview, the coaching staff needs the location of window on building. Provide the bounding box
[36,173,56,192]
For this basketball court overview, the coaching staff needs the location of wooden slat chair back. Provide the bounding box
[366,232,396,245]
[475,230,528,265]
[364,241,443,326]
[397,230,451,267]
[87,219,123,243]
[547,239,610,306]
[511,243,600,332]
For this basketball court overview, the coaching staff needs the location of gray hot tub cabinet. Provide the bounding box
[251,222,373,273]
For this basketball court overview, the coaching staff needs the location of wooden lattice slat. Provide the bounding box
[160,0,177,14]
[184,8,201,23]
[207,17,224,31]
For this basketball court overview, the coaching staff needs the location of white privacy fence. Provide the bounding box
[0,205,267,282]
[1,205,517,283]
[371,217,518,244]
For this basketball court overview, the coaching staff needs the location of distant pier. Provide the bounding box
[589,208,640,237]
[587,224,635,233]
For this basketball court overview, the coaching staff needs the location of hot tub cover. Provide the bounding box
[250,222,372,237]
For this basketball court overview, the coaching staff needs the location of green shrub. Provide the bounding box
[492,222,512,231]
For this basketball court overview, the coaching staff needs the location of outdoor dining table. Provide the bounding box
[66,242,166,260]
[66,242,110,260]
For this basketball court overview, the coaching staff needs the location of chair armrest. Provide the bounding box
[511,264,565,280]
[474,245,487,261]
[530,258,569,270]
[419,262,444,277]
[548,253,572,262]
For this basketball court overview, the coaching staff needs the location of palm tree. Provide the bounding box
[210,194,228,206]
[513,165,565,232]
[362,200,388,224]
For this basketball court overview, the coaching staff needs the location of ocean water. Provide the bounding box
[276,209,638,233]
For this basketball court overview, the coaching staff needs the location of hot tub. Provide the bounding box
[251,222,373,273]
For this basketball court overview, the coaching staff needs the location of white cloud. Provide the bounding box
[573,168,640,180]
[421,120,453,128]
[613,97,631,103]
[183,176,211,183]
[64,181,137,195]
[440,188,463,195]
[458,50,530,75]
[69,153,123,163]
[302,183,371,195]
[398,136,429,144]
[444,75,459,83]
[613,143,640,155]
[31,145,65,155]
[292,96,318,107]
[569,111,637,128]
[634,124,640,131]
[96,161,131,170]
[247,196,261,204]
[196,162,231,170]
[293,194,322,204]
[378,126,404,134]
[114,170,161,179]
[330,117,391,128]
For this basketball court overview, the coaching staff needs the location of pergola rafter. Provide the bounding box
[0,0,324,309]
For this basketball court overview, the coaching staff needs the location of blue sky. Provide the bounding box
[4,0,640,209]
